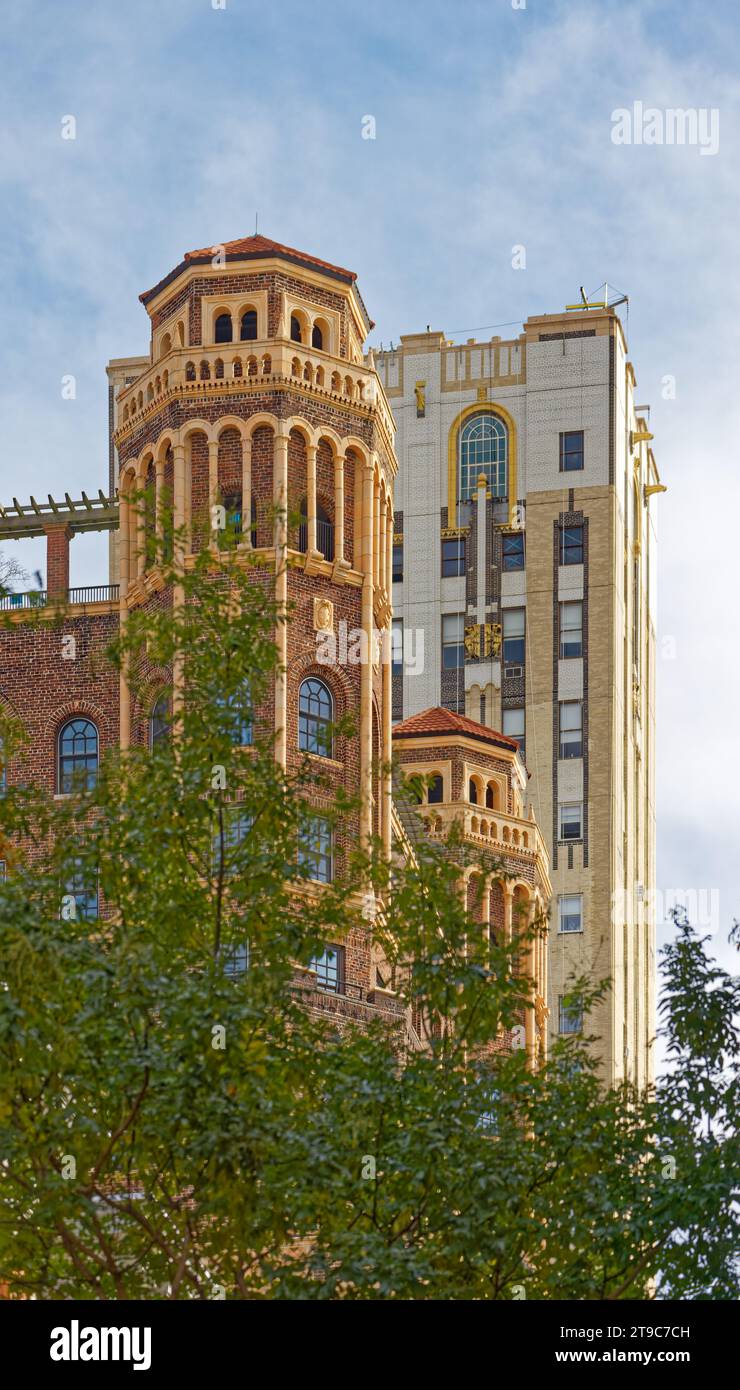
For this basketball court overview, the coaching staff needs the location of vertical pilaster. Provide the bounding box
[118,493,131,751]
[171,442,187,721]
[241,434,252,547]
[360,461,375,847]
[274,431,289,769]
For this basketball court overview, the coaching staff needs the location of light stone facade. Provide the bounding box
[379,307,661,1086]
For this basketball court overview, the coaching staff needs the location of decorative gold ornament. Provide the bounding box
[314,597,334,633]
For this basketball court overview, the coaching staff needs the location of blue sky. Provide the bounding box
[1,0,739,980]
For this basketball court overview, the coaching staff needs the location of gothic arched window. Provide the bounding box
[298,678,333,758]
[459,412,508,501]
[58,718,98,794]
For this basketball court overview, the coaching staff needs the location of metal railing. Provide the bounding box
[297,519,335,562]
[68,585,120,604]
[0,590,47,610]
[0,584,119,610]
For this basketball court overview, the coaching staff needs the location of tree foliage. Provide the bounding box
[0,555,737,1299]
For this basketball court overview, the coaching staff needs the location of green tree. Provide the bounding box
[0,553,737,1299]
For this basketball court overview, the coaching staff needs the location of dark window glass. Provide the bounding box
[215,313,233,344]
[311,324,323,350]
[392,543,403,583]
[240,310,257,341]
[559,804,582,841]
[559,996,583,1033]
[560,525,584,565]
[150,694,171,749]
[58,719,98,794]
[442,614,464,669]
[299,816,333,883]
[310,946,343,993]
[559,702,583,759]
[223,943,250,976]
[502,532,525,570]
[65,863,98,920]
[216,684,252,746]
[560,430,584,472]
[298,679,333,757]
[442,537,465,577]
[427,775,443,804]
[469,778,478,805]
[290,315,302,343]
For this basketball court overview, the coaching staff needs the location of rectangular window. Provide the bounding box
[441,537,465,578]
[299,815,333,884]
[558,894,583,934]
[212,807,253,878]
[558,802,583,842]
[310,945,344,994]
[558,996,583,1033]
[392,618,403,675]
[559,600,583,658]
[392,543,404,583]
[442,613,464,669]
[502,532,525,571]
[64,864,99,921]
[223,942,250,976]
[502,706,525,757]
[559,701,583,759]
[502,608,525,666]
[560,524,584,566]
[560,430,584,472]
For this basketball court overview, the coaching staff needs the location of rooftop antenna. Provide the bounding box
[255,211,259,235]
[565,282,628,311]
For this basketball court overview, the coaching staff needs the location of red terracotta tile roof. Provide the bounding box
[140,234,357,305]
[392,706,522,755]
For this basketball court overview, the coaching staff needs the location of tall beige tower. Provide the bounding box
[379,304,663,1085]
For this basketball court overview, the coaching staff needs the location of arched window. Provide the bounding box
[240,310,257,341]
[311,323,323,350]
[290,315,303,343]
[469,778,479,805]
[215,313,233,344]
[427,774,444,804]
[298,678,333,758]
[58,718,98,794]
[485,782,496,810]
[459,412,508,501]
[150,693,171,749]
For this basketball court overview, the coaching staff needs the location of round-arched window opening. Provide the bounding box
[58,718,99,795]
[150,693,171,749]
[240,310,257,341]
[215,313,233,344]
[428,775,444,805]
[290,315,303,344]
[469,778,479,805]
[311,324,323,350]
[298,677,333,758]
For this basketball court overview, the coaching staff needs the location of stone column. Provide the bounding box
[208,440,219,544]
[155,457,165,559]
[334,450,345,564]
[306,444,318,554]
